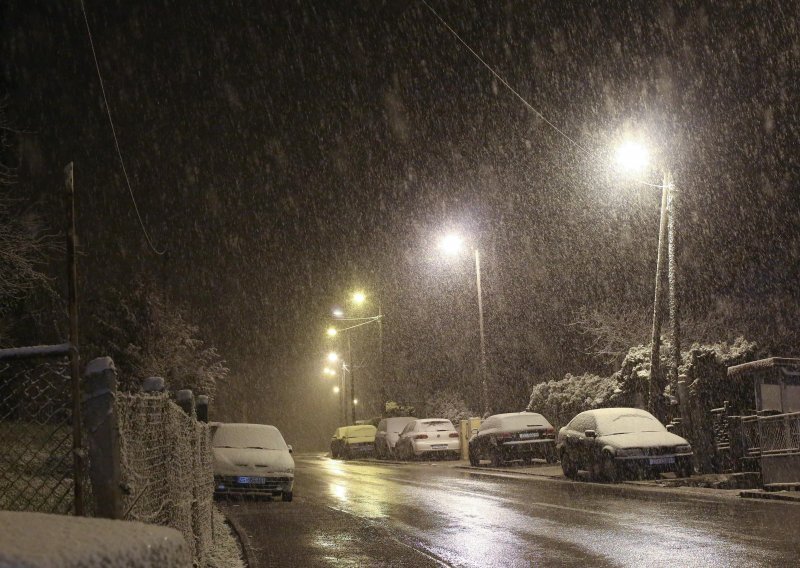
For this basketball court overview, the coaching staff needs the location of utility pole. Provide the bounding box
[648,171,670,420]
[348,334,355,424]
[65,162,84,516]
[475,249,489,418]
[667,171,681,398]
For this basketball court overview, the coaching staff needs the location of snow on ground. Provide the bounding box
[207,505,246,568]
[0,510,189,567]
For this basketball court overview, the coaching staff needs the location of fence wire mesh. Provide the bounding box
[758,412,800,455]
[0,359,78,514]
[116,392,213,566]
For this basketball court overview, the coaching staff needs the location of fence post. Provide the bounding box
[83,357,123,519]
[196,395,209,423]
[176,389,195,416]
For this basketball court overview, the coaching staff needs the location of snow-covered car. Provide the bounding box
[557,408,693,482]
[330,425,377,459]
[468,411,557,466]
[212,423,295,501]
[374,416,416,459]
[394,418,460,460]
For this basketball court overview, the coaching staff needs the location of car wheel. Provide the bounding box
[600,452,618,483]
[561,451,578,480]
[491,448,504,467]
[281,491,293,502]
[677,460,693,478]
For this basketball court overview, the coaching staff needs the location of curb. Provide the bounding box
[740,490,800,503]
[221,507,259,568]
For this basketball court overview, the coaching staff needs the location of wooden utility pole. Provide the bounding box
[648,172,670,420]
[65,162,84,516]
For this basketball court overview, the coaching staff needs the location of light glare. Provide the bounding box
[439,233,464,256]
[333,386,340,394]
[326,327,338,337]
[327,352,339,363]
[615,141,649,174]
[352,291,366,305]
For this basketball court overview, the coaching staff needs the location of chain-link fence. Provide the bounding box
[0,359,80,514]
[116,392,214,566]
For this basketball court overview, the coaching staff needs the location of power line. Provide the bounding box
[419,1,668,190]
[79,0,166,255]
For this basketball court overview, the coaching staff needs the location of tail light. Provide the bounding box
[545,427,555,438]
[414,434,428,440]
[448,432,459,438]
[496,432,513,441]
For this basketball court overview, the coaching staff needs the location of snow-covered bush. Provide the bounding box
[383,400,416,418]
[423,390,475,425]
[526,372,623,429]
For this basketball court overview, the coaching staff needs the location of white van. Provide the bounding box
[212,423,294,501]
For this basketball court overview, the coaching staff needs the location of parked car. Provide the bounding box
[330,424,377,459]
[395,418,460,460]
[211,422,294,501]
[374,417,417,459]
[557,408,693,482]
[468,411,557,467]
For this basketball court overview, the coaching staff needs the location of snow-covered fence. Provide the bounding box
[0,356,84,514]
[83,358,214,566]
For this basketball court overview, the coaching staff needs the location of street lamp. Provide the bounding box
[323,367,336,377]
[327,352,339,364]
[438,233,490,418]
[333,385,340,394]
[326,327,338,337]
[615,139,678,420]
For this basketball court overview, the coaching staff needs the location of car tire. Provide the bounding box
[561,451,578,480]
[600,452,618,483]
[491,448,504,467]
[282,491,293,502]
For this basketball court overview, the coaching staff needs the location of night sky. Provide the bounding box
[3,1,799,448]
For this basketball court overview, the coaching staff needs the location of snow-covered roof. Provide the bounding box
[580,407,653,418]
[0,511,189,567]
[727,357,800,378]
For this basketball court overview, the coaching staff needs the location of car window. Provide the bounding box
[420,420,454,432]
[212,424,287,450]
[568,414,594,433]
[597,414,665,436]
[400,422,415,435]
[479,417,496,431]
[498,414,550,430]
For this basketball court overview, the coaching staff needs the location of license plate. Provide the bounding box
[649,457,675,466]
[431,444,447,450]
[519,432,540,439]
[238,476,266,484]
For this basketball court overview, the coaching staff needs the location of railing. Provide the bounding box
[759,412,800,455]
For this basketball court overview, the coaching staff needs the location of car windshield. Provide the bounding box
[346,426,376,438]
[212,424,287,450]
[597,414,666,436]
[498,415,548,430]
[421,420,454,432]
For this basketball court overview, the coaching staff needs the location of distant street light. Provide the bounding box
[327,352,339,363]
[323,367,336,377]
[352,291,366,305]
[615,138,678,420]
[333,386,340,394]
[353,398,358,406]
[438,233,490,418]
[332,308,344,318]
[326,327,338,337]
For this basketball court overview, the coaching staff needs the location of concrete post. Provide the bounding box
[142,376,165,393]
[196,395,209,423]
[83,357,123,519]
[176,389,195,416]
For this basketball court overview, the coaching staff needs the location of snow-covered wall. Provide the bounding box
[0,510,190,567]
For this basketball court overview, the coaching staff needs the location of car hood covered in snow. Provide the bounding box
[212,447,294,477]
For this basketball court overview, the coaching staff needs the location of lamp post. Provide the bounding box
[439,234,490,418]
[615,141,678,420]
[326,296,383,424]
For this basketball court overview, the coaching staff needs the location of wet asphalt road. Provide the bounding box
[221,453,800,567]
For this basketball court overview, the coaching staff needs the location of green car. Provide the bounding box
[330,425,377,459]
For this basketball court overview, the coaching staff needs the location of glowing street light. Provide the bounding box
[327,352,339,364]
[439,233,464,256]
[332,308,344,318]
[333,386,340,394]
[353,398,358,406]
[437,232,489,417]
[614,140,650,174]
[352,291,366,305]
[615,137,677,420]
[323,367,336,377]
[326,327,338,337]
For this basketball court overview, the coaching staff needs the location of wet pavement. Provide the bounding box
[221,453,800,567]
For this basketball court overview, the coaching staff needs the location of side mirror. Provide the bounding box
[584,430,596,438]
[287,444,293,453]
